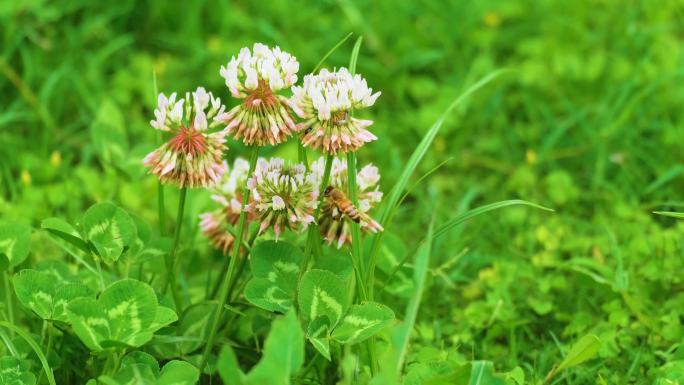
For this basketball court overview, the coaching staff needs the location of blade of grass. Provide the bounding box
[431,199,553,240]
[367,68,511,299]
[347,35,375,374]
[653,211,684,219]
[380,199,553,294]
[152,71,167,235]
[313,32,354,72]
[388,216,434,374]
[0,321,56,385]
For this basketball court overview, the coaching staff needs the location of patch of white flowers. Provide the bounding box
[291,67,380,121]
[220,43,299,98]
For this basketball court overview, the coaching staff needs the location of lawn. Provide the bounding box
[1,1,684,384]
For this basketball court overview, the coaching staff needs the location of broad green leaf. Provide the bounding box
[83,202,137,263]
[422,363,471,385]
[306,317,331,360]
[152,306,179,330]
[121,351,160,377]
[217,346,246,385]
[41,218,89,254]
[13,269,93,322]
[298,269,348,329]
[0,356,37,385]
[246,310,304,385]
[556,334,601,372]
[0,222,31,267]
[314,252,354,281]
[331,302,394,344]
[68,279,176,351]
[156,360,200,385]
[100,352,199,385]
[244,241,302,313]
[469,361,506,385]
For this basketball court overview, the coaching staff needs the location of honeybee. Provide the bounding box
[324,186,362,223]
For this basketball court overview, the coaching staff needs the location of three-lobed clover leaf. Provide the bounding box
[0,356,36,385]
[0,221,32,269]
[244,241,302,313]
[98,351,199,385]
[67,279,177,351]
[13,269,93,323]
[83,202,138,263]
[298,269,395,359]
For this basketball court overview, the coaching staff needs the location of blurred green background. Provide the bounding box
[2,0,684,382]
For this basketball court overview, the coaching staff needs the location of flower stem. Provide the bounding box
[300,153,334,280]
[298,143,309,171]
[165,187,187,311]
[158,181,166,235]
[153,72,166,236]
[36,321,53,385]
[199,145,259,373]
[346,152,368,301]
[2,270,14,332]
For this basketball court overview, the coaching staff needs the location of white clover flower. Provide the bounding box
[311,157,383,248]
[290,68,381,154]
[144,87,228,188]
[246,157,318,240]
[217,43,301,146]
[199,157,257,254]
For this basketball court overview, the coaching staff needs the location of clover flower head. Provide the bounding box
[246,157,318,240]
[144,87,228,188]
[217,43,301,146]
[311,157,383,248]
[199,158,255,254]
[291,68,381,154]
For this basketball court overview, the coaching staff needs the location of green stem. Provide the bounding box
[153,71,166,236]
[165,187,187,311]
[199,146,259,373]
[346,152,368,301]
[0,321,56,385]
[37,322,54,385]
[93,258,106,292]
[158,181,166,235]
[209,227,257,300]
[3,271,14,330]
[300,153,334,281]
[298,143,310,171]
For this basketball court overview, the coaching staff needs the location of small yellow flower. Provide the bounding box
[483,11,501,28]
[50,151,62,167]
[21,170,31,185]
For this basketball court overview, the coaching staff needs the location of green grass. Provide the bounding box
[2,0,684,384]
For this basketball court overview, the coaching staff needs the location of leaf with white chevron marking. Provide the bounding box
[83,202,137,264]
[331,302,394,344]
[244,241,302,313]
[67,279,177,351]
